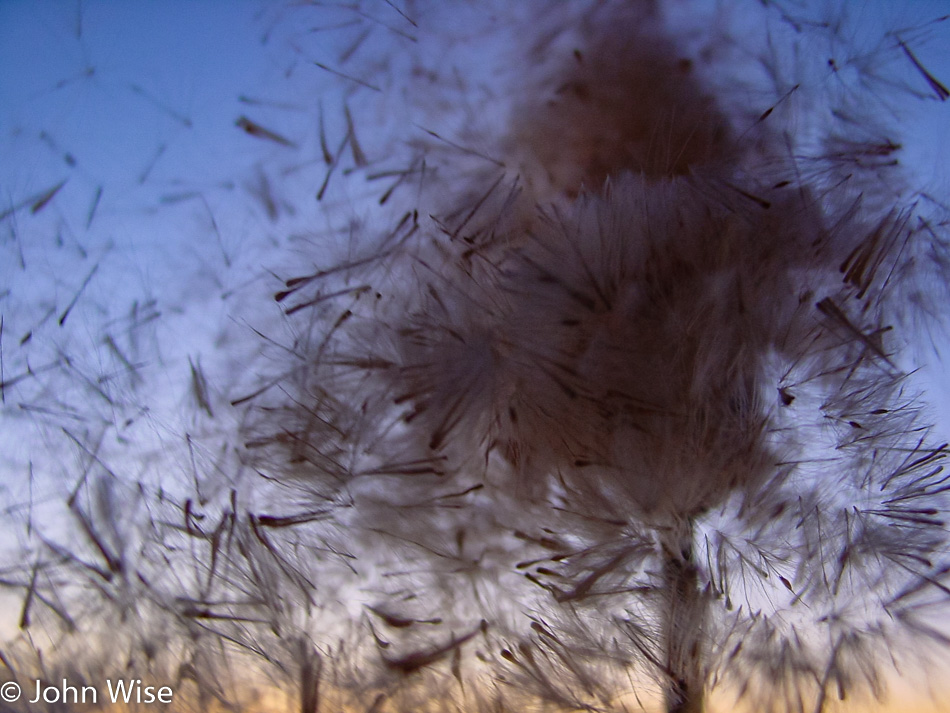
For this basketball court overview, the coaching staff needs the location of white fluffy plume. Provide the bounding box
[3,1,950,712]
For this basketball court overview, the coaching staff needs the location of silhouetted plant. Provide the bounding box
[244,2,950,711]
[3,2,950,713]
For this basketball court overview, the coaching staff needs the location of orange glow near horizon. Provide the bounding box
[5,661,947,713]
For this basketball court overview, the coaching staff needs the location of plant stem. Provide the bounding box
[662,522,706,713]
